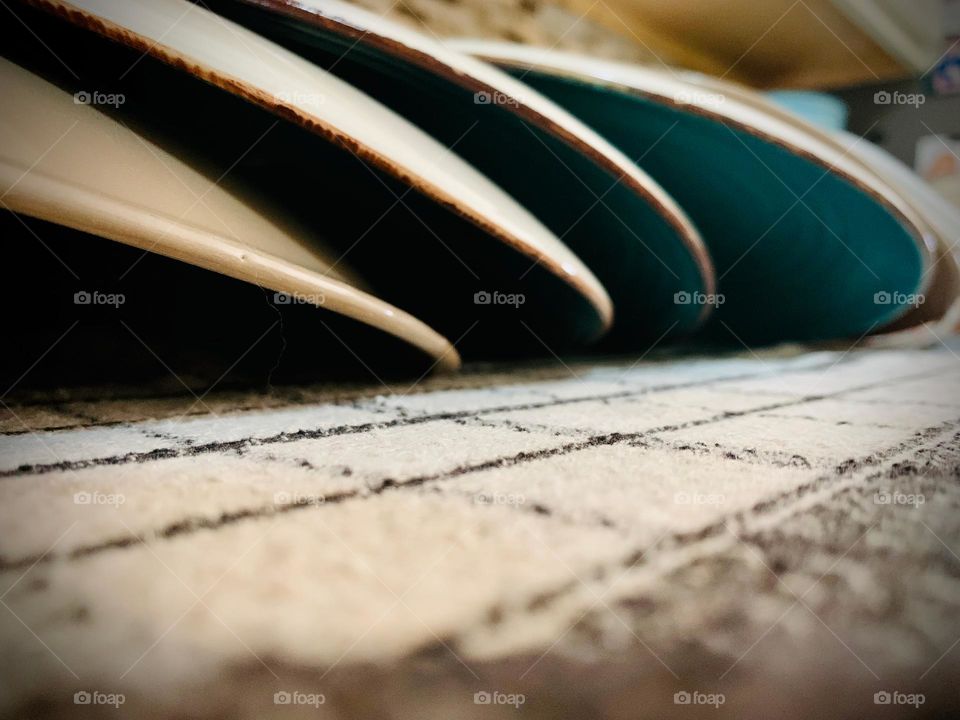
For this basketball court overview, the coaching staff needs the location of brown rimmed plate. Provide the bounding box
[11,0,612,357]
[0,56,463,377]
[201,0,716,347]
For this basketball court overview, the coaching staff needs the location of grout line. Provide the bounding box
[1,365,954,571]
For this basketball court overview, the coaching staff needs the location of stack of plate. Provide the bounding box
[2,0,954,384]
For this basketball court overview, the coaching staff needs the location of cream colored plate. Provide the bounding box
[0,56,462,371]
[19,0,612,340]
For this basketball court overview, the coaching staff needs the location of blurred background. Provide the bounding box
[354,0,960,207]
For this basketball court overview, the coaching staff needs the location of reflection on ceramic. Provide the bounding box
[204,0,715,344]
[21,0,612,346]
[0,56,462,370]
[456,40,935,345]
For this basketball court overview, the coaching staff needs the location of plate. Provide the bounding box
[0,56,462,371]
[15,0,612,354]
[456,40,935,346]
[832,131,960,337]
[670,70,959,335]
[202,0,716,346]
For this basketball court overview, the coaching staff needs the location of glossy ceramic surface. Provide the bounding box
[457,40,934,345]
[18,0,612,353]
[204,0,716,345]
[0,56,463,369]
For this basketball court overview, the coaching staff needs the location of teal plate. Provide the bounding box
[455,42,934,346]
[203,0,717,348]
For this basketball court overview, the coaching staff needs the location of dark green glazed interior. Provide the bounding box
[501,69,926,345]
[206,0,713,348]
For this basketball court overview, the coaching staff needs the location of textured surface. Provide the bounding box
[2,344,960,718]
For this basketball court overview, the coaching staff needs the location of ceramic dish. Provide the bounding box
[0,56,464,370]
[656,68,959,337]
[456,40,936,346]
[15,0,611,353]
[201,0,716,346]
[832,131,960,337]
[666,69,960,336]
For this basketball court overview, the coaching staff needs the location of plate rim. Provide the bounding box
[454,40,937,330]
[2,164,464,371]
[666,67,959,334]
[0,56,462,371]
[218,0,718,328]
[25,0,614,340]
